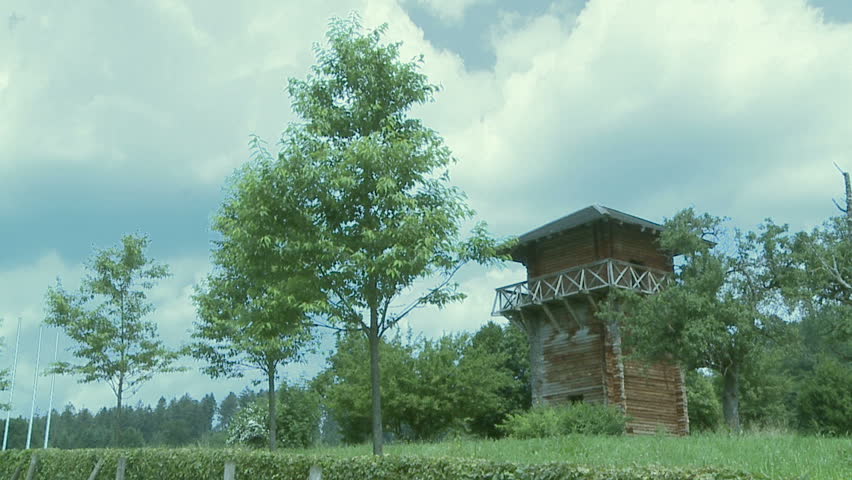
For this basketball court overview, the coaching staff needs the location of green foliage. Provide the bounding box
[216,392,239,432]
[2,392,219,449]
[192,142,319,449]
[466,322,531,437]
[797,357,852,435]
[685,370,723,432]
[738,348,796,430]
[599,209,792,431]
[227,384,322,449]
[0,448,770,480]
[498,404,629,439]
[316,324,524,442]
[244,14,506,453]
[43,234,183,444]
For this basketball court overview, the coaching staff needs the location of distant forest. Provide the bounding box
[3,391,234,449]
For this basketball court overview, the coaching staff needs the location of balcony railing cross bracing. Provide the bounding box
[492,258,670,316]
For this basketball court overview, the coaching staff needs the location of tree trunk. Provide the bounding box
[844,169,852,225]
[369,307,383,455]
[722,365,741,432]
[267,370,277,450]
[114,377,123,447]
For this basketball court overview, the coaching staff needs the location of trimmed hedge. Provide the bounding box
[0,448,768,480]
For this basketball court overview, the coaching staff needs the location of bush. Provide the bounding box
[686,370,723,431]
[227,383,322,448]
[797,357,852,435]
[0,448,766,480]
[498,403,628,438]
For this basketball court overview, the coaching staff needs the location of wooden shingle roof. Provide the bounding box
[518,205,663,246]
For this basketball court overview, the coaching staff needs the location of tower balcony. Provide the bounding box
[492,258,670,316]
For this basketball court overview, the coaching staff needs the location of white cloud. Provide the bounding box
[3,0,852,415]
[407,0,495,24]
[410,0,852,233]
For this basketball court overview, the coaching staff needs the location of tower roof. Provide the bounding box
[518,205,662,246]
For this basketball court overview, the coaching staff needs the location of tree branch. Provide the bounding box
[381,260,467,335]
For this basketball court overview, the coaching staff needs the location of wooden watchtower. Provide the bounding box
[492,205,689,435]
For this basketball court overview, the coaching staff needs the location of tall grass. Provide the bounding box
[291,433,851,480]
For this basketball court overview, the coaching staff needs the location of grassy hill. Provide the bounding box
[289,432,851,480]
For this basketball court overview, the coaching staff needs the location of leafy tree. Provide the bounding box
[44,234,183,445]
[217,392,239,432]
[599,209,790,431]
[684,370,722,432]
[276,383,322,448]
[314,332,415,444]
[317,327,518,442]
[738,345,796,429]
[192,171,317,450]
[243,16,503,455]
[467,322,531,437]
[796,356,852,434]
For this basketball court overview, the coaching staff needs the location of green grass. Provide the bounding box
[288,433,851,480]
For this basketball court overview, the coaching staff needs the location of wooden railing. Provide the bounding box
[492,259,670,316]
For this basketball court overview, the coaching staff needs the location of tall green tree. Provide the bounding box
[599,209,790,431]
[217,392,239,432]
[778,168,852,433]
[235,17,503,454]
[44,234,183,445]
[192,189,316,450]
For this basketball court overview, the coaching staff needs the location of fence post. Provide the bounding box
[24,453,38,480]
[87,458,105,480]
[308,465,322,480]
[223,461,236,480]
[115,457,126,480]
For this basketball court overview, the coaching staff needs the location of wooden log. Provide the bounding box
[115,457,127,480]
[24,453,37,480]
[223,461,236,480]
[87,458,105,480]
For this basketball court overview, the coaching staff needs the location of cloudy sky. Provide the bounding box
[2,0,851,423]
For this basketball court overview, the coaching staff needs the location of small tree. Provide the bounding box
[44,234,183,445]
[192,171,317,450]
[599,209,790,431]
[236,16,504,454]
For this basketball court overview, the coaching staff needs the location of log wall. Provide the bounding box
[523,222,672,278]
[525,298,689,435]
[623,360,689,435]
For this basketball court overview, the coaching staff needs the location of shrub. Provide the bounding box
[686,370,723,431]
[797,357,852,435]
[0,448,766,480]
[227,383,322,448]
[498,403,628,438]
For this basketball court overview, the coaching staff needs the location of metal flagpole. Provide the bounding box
[2,317,22,451]
[43,330,60,449]
[26,324,43,449]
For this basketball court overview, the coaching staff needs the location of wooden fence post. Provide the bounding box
[87,458,105,480]
[24,453,37,480]
[223,461,236,480]
[115,457,126,480]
